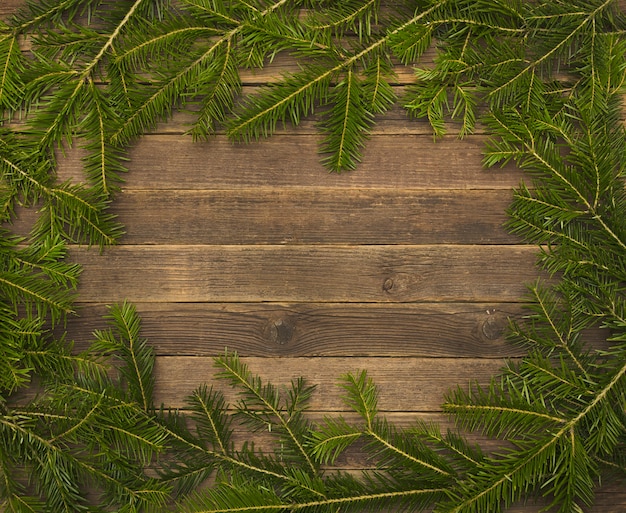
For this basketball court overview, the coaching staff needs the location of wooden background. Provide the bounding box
[3,1,625,511]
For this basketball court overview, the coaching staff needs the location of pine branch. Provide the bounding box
[91,302,155,411]
[320,68,373,171]
[214,351,318,474]
[0,31,26,114]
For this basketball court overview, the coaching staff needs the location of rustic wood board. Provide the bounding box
[106,189,516,245]
[152,356,506,412]
[71,244,541,303]
[55,134,524,189]
[66,302,525,357]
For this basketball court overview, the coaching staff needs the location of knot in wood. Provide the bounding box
[268,319,293,346]
[382,278,394,292]
[481,311,507,341]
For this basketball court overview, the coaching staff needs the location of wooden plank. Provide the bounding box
[0,0,22,18]
[62,135,519,190]
[152,356,506,411]
[67,302,608,358]
[71,245,541,303]
[107,189,516,245]
[66,302,527,357]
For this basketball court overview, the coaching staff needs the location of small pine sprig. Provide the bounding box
[0,231,80,324]
[90,302,156,411]
[214,350,318,473]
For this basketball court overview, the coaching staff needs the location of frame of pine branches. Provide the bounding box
[0,1,624,512]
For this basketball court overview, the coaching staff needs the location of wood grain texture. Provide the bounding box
[66,302,526,357]
[0,0,22,18]
[57,135,523,189]
[71,244,541,303]
[152,356,506,411]
[108,189,516,245]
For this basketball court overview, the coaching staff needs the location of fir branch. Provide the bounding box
[487,0,615,105]
[111,0,293,146]
[228,0,445,151]
[0,33,25,113]
[180,482,449,513]
[214,351,318,475]
[320,67,373,171]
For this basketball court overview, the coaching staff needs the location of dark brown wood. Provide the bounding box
[107,189,516,245]
[0,0,22,19]
[57,134,523,189]
[66,302,527,357]
[133,134,520,189]
[152,355,506,411]
[71,244,541,303]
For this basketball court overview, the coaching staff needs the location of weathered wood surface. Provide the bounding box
[106,189,517,245]
[71,245,541,303]
[3,1,625,511]
[56,134,523,188]
[69,302,523,357]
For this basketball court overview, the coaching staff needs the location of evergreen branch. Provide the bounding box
[0,274,74,316]
[114,26,220,65]
[163,421,304,485]
[431,18,526,34]
[417,428,483,469]
[444,402,567,426]
[182,0,241,26]
[488,112,591,207]
[489,110,626,254]
[32,0,146,150]
[109,302,154,411]
[111,35,230,144]
[11,253,80,289]
[521,360,586,394]
[47,402,101,445]
[71,457,169,507]
[446,359,626,512]
[189,386,230,455]
[505,212,588,249]
[214,352,317,475]
[305,0,379,36]
[363,54,396,113]
[320,67,372,171]
[531,284,589,377]
[181,486,449,513]
[84,0,146,76]
[10,0,84,33]
[308,430,362,465]
[366,428,455,478]
[228,0,447,143]
[188,38,240,139]
[150,401,311,488]
[0,34,24,112]
[487,0,614,102]
[80,80,124,196]
[111,0,292,145]
[340,371,377,430]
